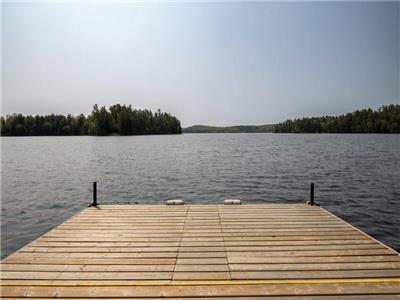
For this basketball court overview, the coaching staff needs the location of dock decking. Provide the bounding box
[1,204,400,298]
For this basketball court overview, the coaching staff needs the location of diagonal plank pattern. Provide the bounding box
[1,204,399,298]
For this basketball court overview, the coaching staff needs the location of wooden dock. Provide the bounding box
[1,204,400,298]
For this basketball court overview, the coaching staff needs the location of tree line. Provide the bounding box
[183,124,275,133]
[274,105,400,133]
[1,104,182,136]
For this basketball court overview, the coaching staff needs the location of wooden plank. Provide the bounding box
[1,271,173,280]
[222,240,377,246]
[173,272,231,280]
[178,247,226,252]
[221,231,362,236]
[30,242,182,247]
[40,237,183,242]
[1,282,399,297]
[224,244,385,251]
[176,258,228,265]
[221,228,358,233]
[220,220,346,223]
[174,265,230,272]
[22,246,181,253]
[180,241,225,246]
[19,246,181,253]
[0,264,175,272]
[218,235,369,241]
[45,233,184,238]
[6,252,178,259]
[227,255,400,264]
[178,252,228,258]
[1,296,399,300]
[1,258,177,265]
[229,262,400,271]
[50,230,186,233]
[231,270,400,279]
[38,235,371,242]
[226,249,394,256]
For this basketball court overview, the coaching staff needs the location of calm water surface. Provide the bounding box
[1,134,399,258]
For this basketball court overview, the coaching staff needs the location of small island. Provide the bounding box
[0,104,182,136]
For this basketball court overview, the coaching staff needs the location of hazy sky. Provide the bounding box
[2,1,399,126]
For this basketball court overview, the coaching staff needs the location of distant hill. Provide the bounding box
[183,124,275,133]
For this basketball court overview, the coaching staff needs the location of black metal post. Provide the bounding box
[310,182,314,206]
[92,181,97,207]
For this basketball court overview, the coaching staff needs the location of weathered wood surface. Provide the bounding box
[1,204,399,298]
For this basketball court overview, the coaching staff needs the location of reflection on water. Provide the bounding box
[1,133,399,258]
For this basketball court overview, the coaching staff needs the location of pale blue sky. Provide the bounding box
[2,1,399,126]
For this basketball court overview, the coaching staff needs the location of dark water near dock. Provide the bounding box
[1,134,399,258]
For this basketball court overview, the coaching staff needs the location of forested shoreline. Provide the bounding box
[1,104,399,136]
[0,104,182,136]
[274,105,400,133]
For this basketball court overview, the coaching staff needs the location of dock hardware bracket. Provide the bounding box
[307,182,320,206]
[89,181,98,207]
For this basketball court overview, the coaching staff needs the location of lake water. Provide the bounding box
[1,134,399,258]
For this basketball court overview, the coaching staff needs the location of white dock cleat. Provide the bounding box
[224,199,241,205]
[166,199,184,205]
